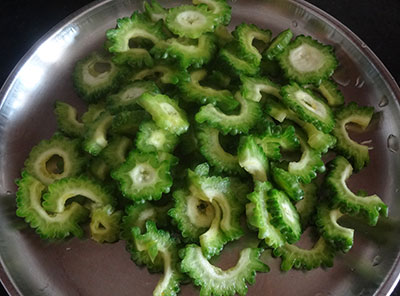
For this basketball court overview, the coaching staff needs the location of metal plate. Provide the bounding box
[1,0,400,295]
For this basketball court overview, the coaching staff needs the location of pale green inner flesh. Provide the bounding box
[121,87,146,102]
[340,115,371,150]
[160,102,179,117]
[84,60,115,86]
[187,194,215,227]
[253,84,281,101]
[36,149,70,183]
[148,131,166,149]
[239,155,267,182]
[137,208,156,230]
[176,11,207,29]
[129,163,156,187]
[121,29,160,51]
[57,188,105,213]
[289,44,325,73]
[329,209,354,236]
[93,115,113,148]
[294,90,327,118]
[281,200,296,224]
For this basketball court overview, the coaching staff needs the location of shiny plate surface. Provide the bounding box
[1,0,400,295]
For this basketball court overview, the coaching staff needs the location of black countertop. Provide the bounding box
[0,0,399,295]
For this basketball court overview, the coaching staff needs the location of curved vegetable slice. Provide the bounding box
[131,63,189,85]
[273,236,335,271]
[83,111,114,156]
[24,135,86,185]
[264,28,293,60]
[238,135,269,182]
[132,221,183,296]
[144,0,168,22]
[296,182,318,230]
[195,92,262,135]
[82,102,106,125]
[246,181,286,249]
[178,69,238,111]
[180,245,269,296]
[332,102,374,171]
[90,204,122,243]
[324,156,388,226]
[218,42,259,76]
[277,35,338,85]
[42,177,115,213]
[169,189,215,242]
[193,0,231,25]
[315,203,354,253]
[110,110,150,136]
[89,157,110,181]
[54,101,84,138]
[166,4,218,39]
[281,82,335,133]
[106,81,160,114]
[233,23,272,67]
[240,75,281,102]
[136,120,179,153]
[111,151,173,203]
[271,166,303,202]
[99,135,132,169]
[197,124,242,174]
[137,93,189,135]
[16,172,89,239]
[213,25,234,47]
[73,52,124,102]
[317,79,344,107]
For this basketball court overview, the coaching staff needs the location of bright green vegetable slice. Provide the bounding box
[82,102,106,124]
[240,75,281,102]
[218,42,259,76]
[315,203,354,253]
[317,79,345,107]
[89,157,110,181]
[166,4,218,39]
[132,221,183,296]
[277,35,338,85]
[332,102,373,171]
[180,245,269,296]
[106,81,160,114]
[296,182,318,230]
[137,93,189,135]
[90,204,122,243]
[24,135,86,186]
[42,177,114,213]
[110,110,150,136]
[178,69,238,111]
[16,172,89,239]
[193,0,232,25]
[54,101,85,138]
[73,52,124,103]
[264,28,293,60]
[238,135,269,182]
[267,189,301,244]
[281,82,335,133]
[99,135,132,169]
[213,25,234,47]
[111,151,172,203]
[196,124,243,174]
[271,166,303,202]
[131,62,189,85]
[83,111,113,156]
[136,120,179,153]
[195,92,262,135]
[144,0,168,22]
[169,188,215,242]
[273,236,335,271]
[246,181,286,249]
[324,156,388,226]
[233,23,272,67]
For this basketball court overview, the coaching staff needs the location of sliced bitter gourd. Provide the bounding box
[110,110,150,136]
[15,172,89,239]
[169,188,215,242]
[238,135,269,182]
[233,23,272,67]
[317,79,344,107]
[273,236,335,271]
[144,0,168,22]
[264,28,293,61]
[137,93,189,135]
[89,157,110,181]
[136,120,179,153]
[82,102,106,125]
[89,204,122,243]
[240,75,281,102]
[106,81,160,114]
[195,92,262,135]
[267,189,301,244]
[218,42,259,76]
[271,166,303,202]
[295,182,318,230]
[315,203,354,253]
[324,156,388,226]
[178,69,238,111]
[246,181,286,249]
[166,4,218,39]
[24,135,86,185]
[73,52,124,102]
[196,124,242,175]
[131,62,189,85]
[193,0,232,25]
[132,221,183,296]
[99,135,132,169]
[54,101,85,138]
[213,25,234,47]
[83,111,114,156]
[42,177,115,213]
[332,102,374,171]
[281,82,335,133]
[180,245,269,296]
[277,35,338,85]
[111,151,173,203]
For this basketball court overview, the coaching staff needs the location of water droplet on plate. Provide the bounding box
[378,95,389,108]
[387,134,399,152]
[66,247,71,251]
[6,191,12,195]
[360,139,372,145]
[292,20,298,27]
[355,76,365,88]
[372,255,382,266]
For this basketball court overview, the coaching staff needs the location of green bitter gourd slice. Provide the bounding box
[83,111,114,156]
[295,182,318,230]
[99,135,133,169]
[238,135,269,182]
[131,62,189,85]
[89,204,122,243]
[316,79,345,107]
[271,166,303,202]
[193,0,232,25]
[264,28,293,61]
[136,120,179,153]
[54,101,85,138]
[144,0,168,22]
[110,110,150,136]
[218,41,259,76]
[240,75,281,102]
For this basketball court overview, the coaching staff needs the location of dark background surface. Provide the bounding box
[0,0,399,295]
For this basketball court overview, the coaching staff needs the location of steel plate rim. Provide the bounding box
[0,0,399,295]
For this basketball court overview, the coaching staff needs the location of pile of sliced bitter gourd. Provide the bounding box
[15,0,389,295]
